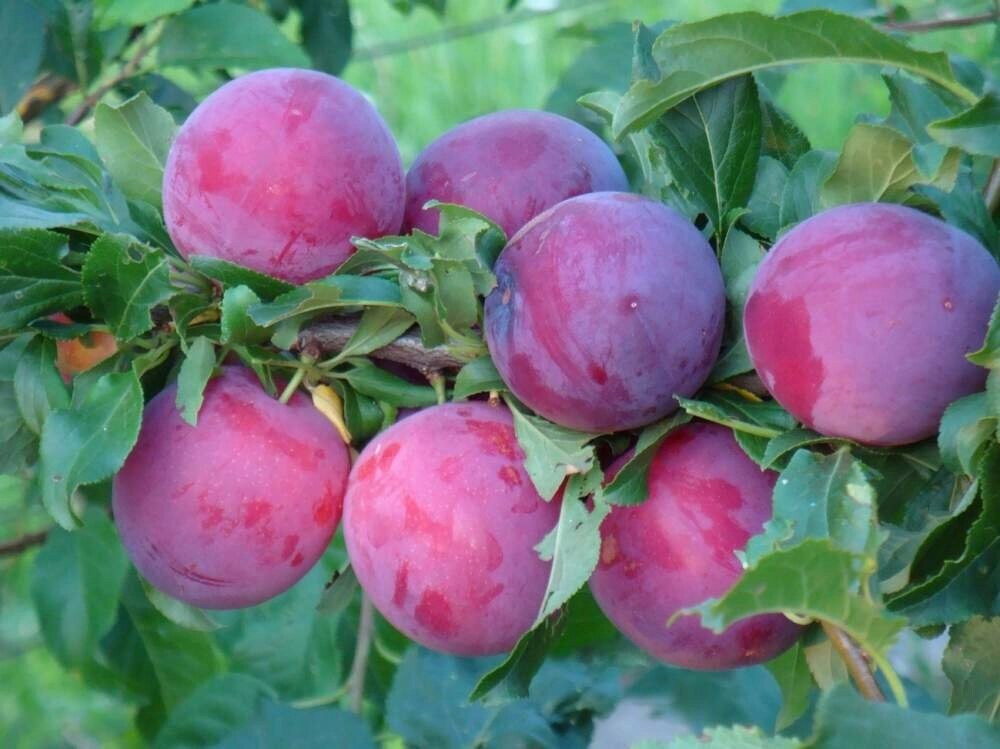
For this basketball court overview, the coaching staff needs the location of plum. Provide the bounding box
[113,367,350,609]
[744,202,1000,446]
[403,109,629,238]
[589,422,801,670]
[163,68,404,284]
[50,314,117,382]
[343,402,559,655]
[484,192,726,432]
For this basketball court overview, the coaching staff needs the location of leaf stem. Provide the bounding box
[347,595,375,714]
[984,159,1000,216]
[278,367,306,405]
[0,530,49,557]
[66,22,164,126]
[820,620,885,702]
[884,11,999,33]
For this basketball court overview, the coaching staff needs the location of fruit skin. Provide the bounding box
[403,109,629,238]
[589,422,801,670]
[50,314,117,382]
[484,192,726,432]
[744,202,1000,447]
[113,367,350,609]
[162,68,404,284]
[343,402,559,656]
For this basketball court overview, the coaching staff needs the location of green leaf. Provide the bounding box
[469,609,567,704]
[534,469,610,624]
[13,336,69,435]
[151,674,273,749]
[688,539,905,660]
[0,0,45,114]
[760,428,845,470]
[95,93,176,209]
[30,507,128,666]
[140,578,220,633]
[315,565,358,617]
[453,356,505,400]
[295,0,352,75]
[745,448,880,566]
[39,370,143,529]
[709,228,766,383]
[602,411,691,506]
[889,445,1000,619]
[915,172,1000,258]
[820,123,959,206]
[938,393,995,475]
[82,234,174,342]
[94,0,195,30]
[676,391,796,438]
[0,228,83,332]
[943,616,1000,721]
[189,256,294,300]
[220,285,269,345]
[0,335,38,473]
[779,149,837,229]
[612,10,973,138]
[120,573,224,709]
[743,155,788,240]
[928,92,1000,157]
[328,307,415,364]
[879,71,955,177]
[341,386,385,445]
[810,682,1000,748]
[219,701,378,748]
[766,641,815,731]
[650,75,761,236]
[758,86,811,168]
[338,360,437,408]
[175,337,217,426]
[966,295,1000,369]
[158,2,310,70]
[248,276,402,327]
[506,398,598,501]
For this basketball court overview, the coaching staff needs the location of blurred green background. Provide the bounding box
[1,0,997,746]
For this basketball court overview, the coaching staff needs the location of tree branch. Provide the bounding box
[297,318,465,372]
[16,75,77,123]
[821,620,885,702]
[0,530,49,557]
[65,25,162,126]
[884,11,999,32]
[347,595,375,714]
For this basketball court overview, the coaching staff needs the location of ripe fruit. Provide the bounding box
[403,109,629,238]
[744,203,1000,446]
[590,422,801,670]
[162,68,404,284]
[50,313,117,382]
[113,367,350,609]
[343,402,559,655]
[484,192,725,433]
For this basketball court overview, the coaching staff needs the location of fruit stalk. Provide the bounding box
[348,595,375,714]
[820,620,885,702]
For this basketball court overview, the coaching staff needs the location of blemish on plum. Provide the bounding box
[242,500,271,528]
[464,419,519,460]
[281,534,299,561]
[587,363,608,385]
[291,553,305,567]
[393,563,409,606]
[414,589,458,636]
[600,535,620,566]
[313,485,341,526]
[497,465,522,487]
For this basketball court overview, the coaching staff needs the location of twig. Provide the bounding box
[821,620,885,702]
[297,318,465,371]
[65,25,162,126]
[347,595,375,713]
[0,530,49,557]
[884,11,999,32]
[16,75,76,123]
[352,0,610,62]
[984,159,1000,216]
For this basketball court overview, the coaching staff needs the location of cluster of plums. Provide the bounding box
[111,69,1000,671]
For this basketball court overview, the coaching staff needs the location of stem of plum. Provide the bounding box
[820,620,886,702]
[347,595,375,713]
[278,367,306,405]
[428,370,447,405]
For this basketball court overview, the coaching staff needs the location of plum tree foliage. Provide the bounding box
[1,1,999,748]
